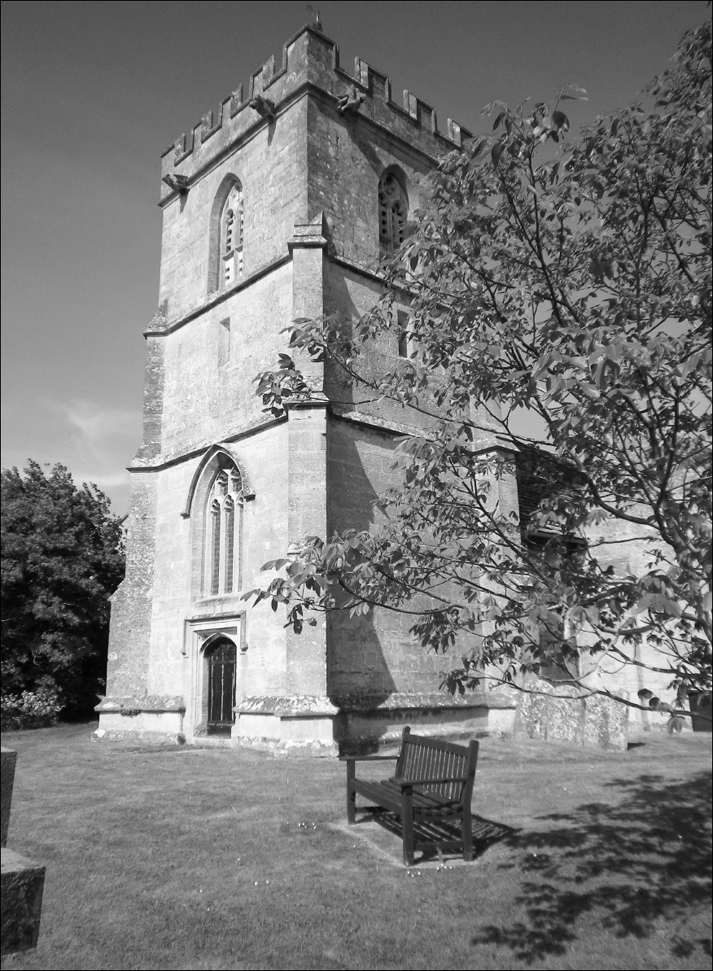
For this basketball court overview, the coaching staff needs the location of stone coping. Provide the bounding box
[236,696,339,718]
[237,691,516,717]
[332,691,517,712]
[95,695,186,715]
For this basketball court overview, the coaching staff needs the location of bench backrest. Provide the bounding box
[395,726,479,803]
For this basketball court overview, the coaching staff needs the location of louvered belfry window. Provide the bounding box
[205,468,243,595]
[379,171,407,254]
[220,184,244,287]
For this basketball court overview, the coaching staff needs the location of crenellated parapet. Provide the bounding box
[159,23,472,202]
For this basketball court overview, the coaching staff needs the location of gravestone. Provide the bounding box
[1,747,16,847]
[1,746,45,954]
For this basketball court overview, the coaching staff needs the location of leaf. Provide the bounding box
[260,558,290,572]
[491,140,505,167]
[637,592,682,618]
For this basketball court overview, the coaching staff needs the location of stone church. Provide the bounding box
[96,23,671,752]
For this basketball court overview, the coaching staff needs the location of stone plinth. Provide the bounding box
[514,678,629,752]
[235,695,339,755]
[94,695,186,743]
[333,691,517,755]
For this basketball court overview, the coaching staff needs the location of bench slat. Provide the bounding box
[352,779,463,815]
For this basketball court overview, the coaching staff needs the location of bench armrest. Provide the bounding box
[392,774,469,788]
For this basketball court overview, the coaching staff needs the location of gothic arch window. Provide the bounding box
[379,169,408,255]
[207,176,244,294]
[204,467,244,596]
[220,183,244,287]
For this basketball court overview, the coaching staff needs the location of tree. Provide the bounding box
[251,21,712,719]
[1,461,125,715]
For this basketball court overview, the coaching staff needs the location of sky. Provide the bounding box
[1,0,707,514]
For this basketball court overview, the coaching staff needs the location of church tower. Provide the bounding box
[96,24,518,752]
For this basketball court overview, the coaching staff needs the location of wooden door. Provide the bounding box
[206,638,236,734]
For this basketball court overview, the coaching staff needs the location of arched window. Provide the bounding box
[220,184,244,287]
[204,467,243,596]
[379,170,408,255]
[209,499,221,595]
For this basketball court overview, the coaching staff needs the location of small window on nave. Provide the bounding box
[220,184,244,288]
[379,170,408,255]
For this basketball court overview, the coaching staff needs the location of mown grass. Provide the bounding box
[1,723,710,971]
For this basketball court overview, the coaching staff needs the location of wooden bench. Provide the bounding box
[344,726,479,866]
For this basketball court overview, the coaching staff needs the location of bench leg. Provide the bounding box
[346,761,356,824]
[462,808,474,861]
[401,788,415,866]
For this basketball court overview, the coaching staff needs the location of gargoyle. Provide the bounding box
[249,94,277,121]
[337,85,366,115]
[162,173,189,196]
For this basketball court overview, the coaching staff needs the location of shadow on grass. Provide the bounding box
[355,809,517,863]
[471,771,712,963]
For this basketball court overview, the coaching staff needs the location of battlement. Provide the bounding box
[159,23,472,200]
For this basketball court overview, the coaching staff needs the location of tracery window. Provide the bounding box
[379,170,408,255]
[205,468,243,595]
[220,184,244,288]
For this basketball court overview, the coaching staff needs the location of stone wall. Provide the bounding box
[306,96,431,267]
[579,514,687,731]
[514,678,629,752]
[155,263,294,457]
[159,105,307,323]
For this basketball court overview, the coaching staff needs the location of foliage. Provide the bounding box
[0,686,63,731]
[1,460,125,716]
[250,22,712,714]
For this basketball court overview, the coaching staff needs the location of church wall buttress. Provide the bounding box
[103,474,157,701]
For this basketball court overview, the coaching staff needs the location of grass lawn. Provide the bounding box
[0,723,710,971]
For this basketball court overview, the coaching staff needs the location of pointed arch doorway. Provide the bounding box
[205,637,237,735]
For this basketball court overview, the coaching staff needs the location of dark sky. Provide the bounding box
[1,0,707,511]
